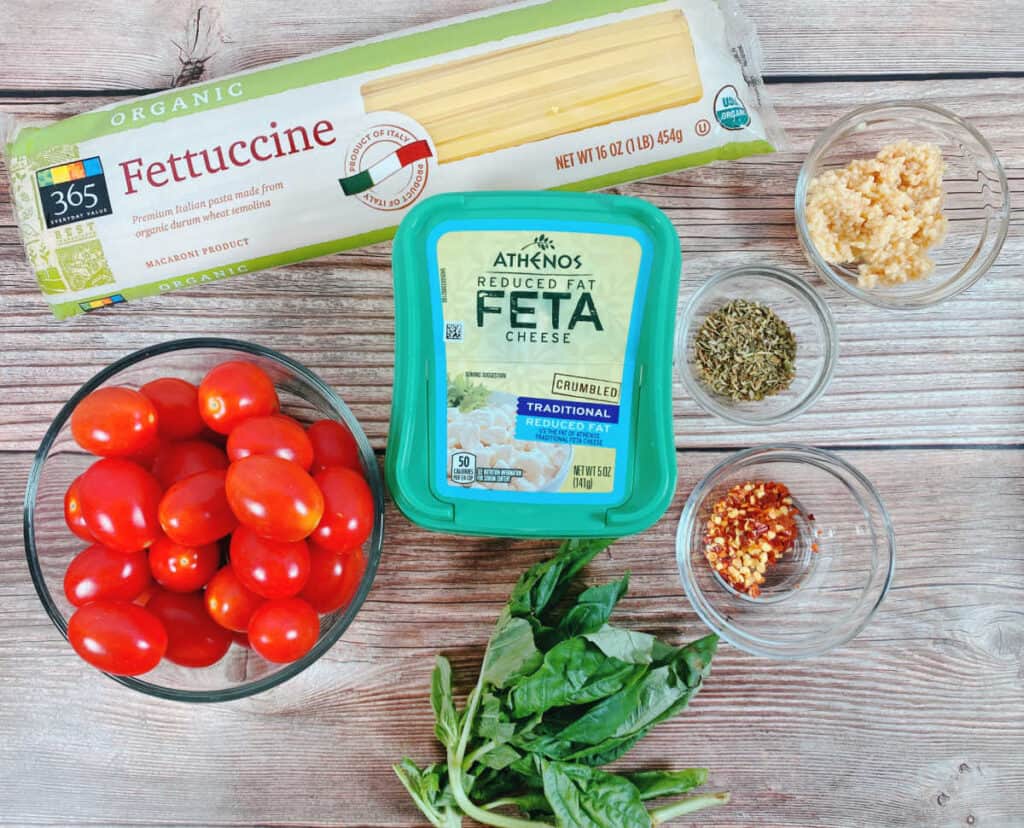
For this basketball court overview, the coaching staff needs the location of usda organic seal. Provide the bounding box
[714,84,751,130]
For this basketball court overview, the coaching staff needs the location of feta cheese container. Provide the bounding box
[386,191,680,537]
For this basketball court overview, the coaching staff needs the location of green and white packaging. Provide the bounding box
[2,0,782,319]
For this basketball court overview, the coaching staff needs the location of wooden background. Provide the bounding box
[1,2,1022,826]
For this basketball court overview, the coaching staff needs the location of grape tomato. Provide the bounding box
[229,526,310,599]
[225,456,324,542]
[205,565,264,633]
[71,386,159,457]
[64,474,94,542]
[126,436,163,471]
[64,544,151,608]
[158,469,237,547]
[198,361,279,435]
[79,458,163,552]
[307,419,361,474]
[152,439,228,489]
[311,467,375,553]
[140,377,204,440]
[247,598,319,663]
[301,545,366,614]
[148,535,220,593]
[147,590,232,668]
[67,600,167,676]
[227,414,313,469]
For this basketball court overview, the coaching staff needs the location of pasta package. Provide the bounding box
[2,0,783,319]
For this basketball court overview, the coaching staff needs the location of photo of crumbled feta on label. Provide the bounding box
[447,395,571,492]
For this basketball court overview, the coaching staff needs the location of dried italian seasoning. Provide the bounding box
[694,299,796,401]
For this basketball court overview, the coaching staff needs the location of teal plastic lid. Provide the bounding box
[386,191,680,538]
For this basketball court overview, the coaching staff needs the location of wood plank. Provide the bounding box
[1,79,1020,450]
[1,448,1021,826]
[0,0,1022,92]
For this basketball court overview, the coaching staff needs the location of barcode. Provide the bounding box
[445,321,464,342]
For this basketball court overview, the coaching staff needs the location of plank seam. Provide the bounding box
[3,70,1024,100]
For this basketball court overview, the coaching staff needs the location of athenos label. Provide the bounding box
[429,222,651,503]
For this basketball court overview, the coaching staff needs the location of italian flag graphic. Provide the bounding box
[339,139,432,195]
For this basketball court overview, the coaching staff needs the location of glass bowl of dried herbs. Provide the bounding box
[676,266,838,424]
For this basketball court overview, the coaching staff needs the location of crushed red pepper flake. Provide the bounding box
[703,480,800,597]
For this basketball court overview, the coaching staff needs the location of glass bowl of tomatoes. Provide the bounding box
[24,338,384,701]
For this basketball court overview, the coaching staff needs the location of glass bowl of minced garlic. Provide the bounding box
[795,102,1010,310]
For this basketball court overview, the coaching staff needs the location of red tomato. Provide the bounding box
[300,545,366,614]
[226,414,314,469]
[152,439,229,489]
[229,526,310,599]
[148,535,220,592]
[311,467,375,553]
[71,386,159,457]
[205,565,264,632]
[125,437,162,471]
[146,590,232,668]
[248,598,319,663]
[67,600,167,675]
[158,469,237,547]
[64,544,151,608]
[232,632,250,648]
[79,459,163,552]
[64,474,94,542]
[140,377,204,440]
[307,419,361,474]
[198,361,279,435]
[225,456,324,542]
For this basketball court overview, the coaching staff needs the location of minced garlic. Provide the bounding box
[805,140,948,288]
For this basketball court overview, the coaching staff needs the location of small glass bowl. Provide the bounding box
[24,338,385,702]
[676,266,837,425]
[677,445,895,659]
[795,101,1010,310]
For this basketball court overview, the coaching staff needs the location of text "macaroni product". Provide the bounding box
[3,0,781,318]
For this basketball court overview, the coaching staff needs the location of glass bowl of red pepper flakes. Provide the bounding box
[676,445,895,659]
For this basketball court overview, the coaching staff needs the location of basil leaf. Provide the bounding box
[508,637,639,718]
[526,634,718,769]
[476,743,523,771]
[506,539,613,623]
[583,625,673,665]
[471,762,543,803]
[431,656,460,748]
[393,760,462,828]
[559,733,644,767]
[625,768,708,801]
[481,617,543,688]
[540,760,651,828]
[559,635,716,747]
[476,690,517,743]
[556,575,630,639]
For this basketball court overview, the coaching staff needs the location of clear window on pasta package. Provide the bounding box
[3,0,780,319]
[386,191,681,538]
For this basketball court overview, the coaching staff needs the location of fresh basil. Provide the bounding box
[541,760,650,828]
[431,656,460,748]
[555,575,630,639]
[625,769,707,801]
[395,540,730,827]
[508,638,639,718]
